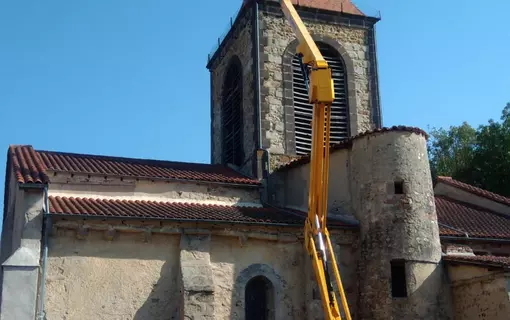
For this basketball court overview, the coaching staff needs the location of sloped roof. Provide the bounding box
[443,254,510,268]
[435,196,510,239]
[436,176,510,206]
[243,0,365,16]
[7,145,259,186]
[289,0,364,15]
[275,126,428,171]
[48,196,353,227]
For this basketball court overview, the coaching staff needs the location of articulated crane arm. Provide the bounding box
[279,1,352,319]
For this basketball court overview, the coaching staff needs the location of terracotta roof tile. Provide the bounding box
[436,176,510,206]
[443,254,510,268]
[290,0,364,15]
[48,196,353,227]
[6,145,259,186]
[276,126,428,171]
[8,145,49,184]
[244,0,365,15]
[435,196,510,239]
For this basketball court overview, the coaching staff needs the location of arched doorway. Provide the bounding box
[245,275,275,320]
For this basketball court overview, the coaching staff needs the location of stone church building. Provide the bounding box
[1,0,509,319]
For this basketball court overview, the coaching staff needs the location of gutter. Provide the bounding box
[440,236,510,243]
[438,222,469,238]
[261,201,359,229]
[37,186,50,320]
[48,212,304,228]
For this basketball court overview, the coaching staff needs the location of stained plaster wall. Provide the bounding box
[447,264,510,320]
[282,149,352,218]
[44,220,359,320]
[44,228,181,319]
[48,172,261,206]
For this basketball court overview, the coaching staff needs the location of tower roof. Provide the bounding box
[244,0,365,16]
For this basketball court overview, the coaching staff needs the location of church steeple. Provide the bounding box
[207,0,381,176]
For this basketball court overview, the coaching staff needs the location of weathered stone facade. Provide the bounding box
[350,131,449,319]
[41,217,358,320]
[207,0,381,175]
[259,4,380,154]
[208,6,257,177]
[275,130,453,319]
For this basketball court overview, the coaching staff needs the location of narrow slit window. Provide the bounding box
[221,56,244,166]
[394,181,404,194]
[391,260,407,298]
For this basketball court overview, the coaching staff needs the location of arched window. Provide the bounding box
[245,275,275,320]
[292,42,349,155]
[221,56,244,166]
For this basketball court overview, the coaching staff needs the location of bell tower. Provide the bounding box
[207,0,382,176]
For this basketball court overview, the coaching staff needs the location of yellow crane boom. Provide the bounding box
[279,1,352,319]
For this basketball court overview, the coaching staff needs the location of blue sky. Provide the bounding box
[1,0,509,219]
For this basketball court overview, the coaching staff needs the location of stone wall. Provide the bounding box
[207,1,381,172]
[208,6,257,177]
[43,219,359,320]
[209,228,359,320]
[447,264,510,320]
[258,3,380,155]
[349,130,450,319]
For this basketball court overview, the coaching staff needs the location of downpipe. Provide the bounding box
[37,186,50,320]
[254,0,262,150]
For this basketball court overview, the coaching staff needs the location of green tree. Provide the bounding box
[470,103,510,196]
[427,122,478,181]
[427,102,510,197]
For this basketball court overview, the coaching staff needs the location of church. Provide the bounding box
[1,0,509,319]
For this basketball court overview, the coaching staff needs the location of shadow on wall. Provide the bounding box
[133,260,180,320]
[44,230,181,319]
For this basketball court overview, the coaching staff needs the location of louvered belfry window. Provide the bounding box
[221,58,244,166]
[292,42,349,155]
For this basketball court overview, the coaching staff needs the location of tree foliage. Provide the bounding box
[428,102,510,197]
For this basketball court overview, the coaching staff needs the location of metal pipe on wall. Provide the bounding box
[37,186,50,320]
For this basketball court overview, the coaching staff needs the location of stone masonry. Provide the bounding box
[208,6,256,177]
[207,1,381,174]
[349,130,450,319]
[179,233,215,319]
[258,3,381,154]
